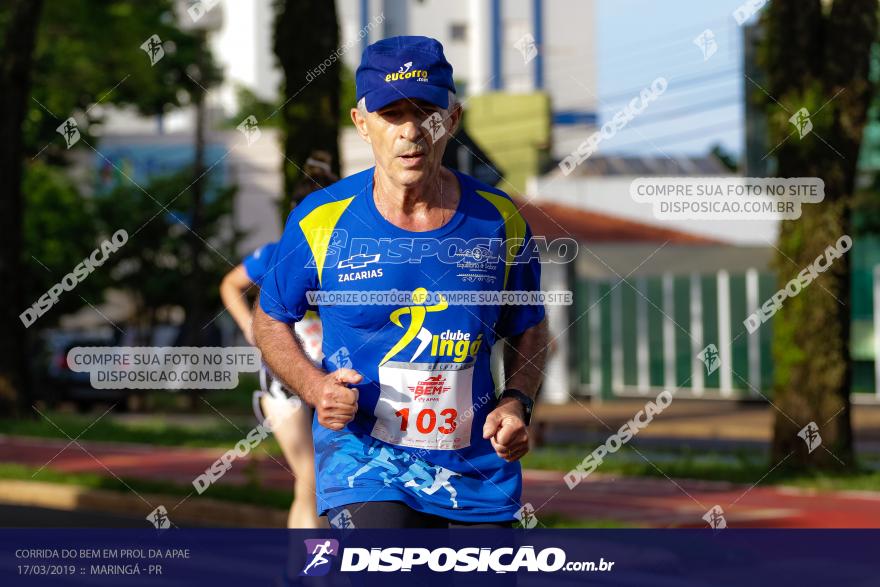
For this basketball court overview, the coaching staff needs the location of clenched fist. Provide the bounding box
[482,398,529,462]
[309,368,362,431]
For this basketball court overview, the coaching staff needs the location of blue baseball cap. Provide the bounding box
[356,36,456,112]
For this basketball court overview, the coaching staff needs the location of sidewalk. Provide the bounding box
[534,400,880,451]
[107,400,880,448]
[2,435,879,528]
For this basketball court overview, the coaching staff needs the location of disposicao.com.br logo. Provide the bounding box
[300,539,615,574]
[301,539,340,576]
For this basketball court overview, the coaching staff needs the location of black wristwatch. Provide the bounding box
[499,388,534,426]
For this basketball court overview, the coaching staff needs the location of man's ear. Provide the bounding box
[446,102,463,136]
[351,107,372,144]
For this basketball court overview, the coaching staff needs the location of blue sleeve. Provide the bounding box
[494,223,546,339]
[258,213,318,324]
[242,242,278,285]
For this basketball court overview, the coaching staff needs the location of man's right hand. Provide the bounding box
[310,368,362,431]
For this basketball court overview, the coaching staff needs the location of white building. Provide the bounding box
[95,0,601,254]
[338,0,599,160]
[204,0,599,160]
[528,155,781,245]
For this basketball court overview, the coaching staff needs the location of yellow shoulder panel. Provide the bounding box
[476,190,526,289]
[298,196,355,285]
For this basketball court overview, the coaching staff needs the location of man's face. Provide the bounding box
[352,98,461,187]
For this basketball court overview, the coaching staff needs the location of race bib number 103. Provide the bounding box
[372,361,474,450]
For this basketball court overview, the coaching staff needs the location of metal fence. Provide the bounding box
[567,268,880,404]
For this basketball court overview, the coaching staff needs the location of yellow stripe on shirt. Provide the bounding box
[298,196,355,286]
[476,190,526,289]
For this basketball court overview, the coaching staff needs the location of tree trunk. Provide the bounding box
[176,32,210,412]
[0,0,44,417]
[272,0,341,214]
[180,56,208,347]
[762,0,878,470]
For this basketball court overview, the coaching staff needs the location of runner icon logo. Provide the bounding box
[515,503,539,529]
[330,509,356,529]
[798,421,822,453]
[147,505,171,529]
[697,344,721,375]
[702,505,727,530]
[301,539,340,577]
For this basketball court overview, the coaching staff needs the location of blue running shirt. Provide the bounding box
[260,167,544,522]
[244,242,323,361]
[243,242,278,286]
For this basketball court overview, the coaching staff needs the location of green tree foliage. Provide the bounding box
[226,60,355,131]
[225,86,283,129]
[0,0,221,412]
[21,162,105,319]
[23,0,220,160]
[92,168,241,340]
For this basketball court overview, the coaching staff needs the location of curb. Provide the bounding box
[0,480,287,528]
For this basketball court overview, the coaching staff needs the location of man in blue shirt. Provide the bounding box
[254,36,548,528]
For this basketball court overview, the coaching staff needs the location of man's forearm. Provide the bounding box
[502,318,549,399]
[252,296,325,406]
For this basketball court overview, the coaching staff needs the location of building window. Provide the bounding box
[450,23,467,41]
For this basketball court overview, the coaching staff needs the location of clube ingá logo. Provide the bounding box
[300,538,340,576]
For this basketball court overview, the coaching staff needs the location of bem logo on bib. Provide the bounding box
[410,374,450,401]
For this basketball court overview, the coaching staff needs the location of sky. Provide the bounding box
[595,0,750,160]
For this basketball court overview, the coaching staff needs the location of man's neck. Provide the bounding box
[373,166,444,214]
[372,165,460,231]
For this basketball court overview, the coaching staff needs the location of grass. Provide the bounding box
[2,413,242,446]
[524,514,636,529]
[2,374,284,452]
[0,407,283,455]
[0,462,294,510]
[522,444,880,492]
[522,445,770,483]
[146,375,259,413]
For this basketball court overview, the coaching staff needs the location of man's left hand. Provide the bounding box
[482,398,529,462]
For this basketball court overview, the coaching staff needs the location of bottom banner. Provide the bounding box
[1,529,876,586]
